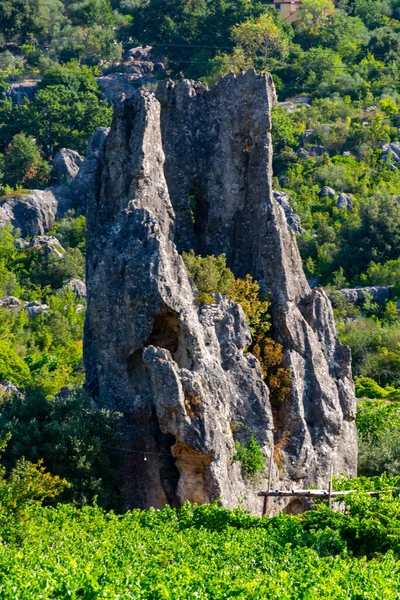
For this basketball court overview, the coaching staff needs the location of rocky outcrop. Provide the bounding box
[69,127,109,205]
[85,71,357,514]
[338,286,393,306]
[28,235,65,257]
[320,186,337,199]
[0,296,21,310]
[64,278,87,299]
[0,381,23,398]
[3,80,38,105]
[337,193,353,211]
[382,141,400,164]
[24,301,49,317]
[273,191,304,234]
[53,149,84,185]
[0,128,109,237]
[0,188,72,237]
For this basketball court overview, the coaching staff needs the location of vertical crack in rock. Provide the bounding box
[85,71,357,513]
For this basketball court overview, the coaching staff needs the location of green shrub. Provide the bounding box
[355,376,390,399]
[182,250,235,298]
[0,341,31,388]
[233,436,265,478]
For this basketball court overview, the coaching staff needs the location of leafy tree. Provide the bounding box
[2,133,51,189]
[0,0,64,43]
[182,250,235,301]
[231,13,289,68]
[352,0,386,28]
[0,388,122,508]
[337,196,400,281]
[295,0,336,43]
[271,105,303,154]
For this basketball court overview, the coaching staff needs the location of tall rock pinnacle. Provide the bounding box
[84,70,357,514]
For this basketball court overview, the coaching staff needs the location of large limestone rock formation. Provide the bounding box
[85,71,357,514]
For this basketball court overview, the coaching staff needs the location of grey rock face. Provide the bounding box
[382,141,400,163]
[0,188,72,237]
[4,80,38,105]
[53,148,84,185]
[297,148,310,158]
[337,193,353,211]
[85,71,357,513]
[310,145,326,156]
[70,128,110,208]
[0,296,21,310]
[24,301,49,317]
[64,278,87,299]
[320,186,337,199]
[273,191,304,234]
[28,235,65,258]
[0,381,23,398]
[338,286,393,306]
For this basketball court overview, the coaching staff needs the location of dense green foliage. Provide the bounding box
[1,488,400,598]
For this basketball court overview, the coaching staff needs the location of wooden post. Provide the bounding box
[268,450,273,491]
[262,495,268,517]
[328,465,333,509]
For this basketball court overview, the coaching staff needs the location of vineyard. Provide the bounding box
[1,480,400,600]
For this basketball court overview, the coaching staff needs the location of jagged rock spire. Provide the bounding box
[85,71,357,513]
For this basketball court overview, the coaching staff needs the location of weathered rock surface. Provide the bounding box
[0,296,21,310]
[382,141,400,163]
[28,235,65,257]
[24,301,49,317]
[338,286,393,306]
[53,148,84,185]
[3,80,38,105]
[69,127,110,206]
[0,188,72,237]
[273,191,304,234]
[85,71,357,514]
[337,193,353,211]
[320,186,337,199]
[0,381,23,398]
[64,278,87,299]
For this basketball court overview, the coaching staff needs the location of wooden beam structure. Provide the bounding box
[258,489,381,516]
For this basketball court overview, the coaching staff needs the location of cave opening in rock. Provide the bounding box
[146,308,191,369]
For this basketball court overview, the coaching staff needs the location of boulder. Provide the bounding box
[64,278,87,299]
[0,296,21,310]
[127,45,153,60]
[0,187,72,237]
[3,80,38,105]
[28,235,65,258]
[382,141,400,163]
[338,286,393,306]
[320,186,337,199]
[53,148,84,185]
[310,145,326,156]
[24,301,49,317]
[336,193,353,211]
[85,71,357,514]
[297,148,310,159]
[0,381,23,398]
[97,73,147,103]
